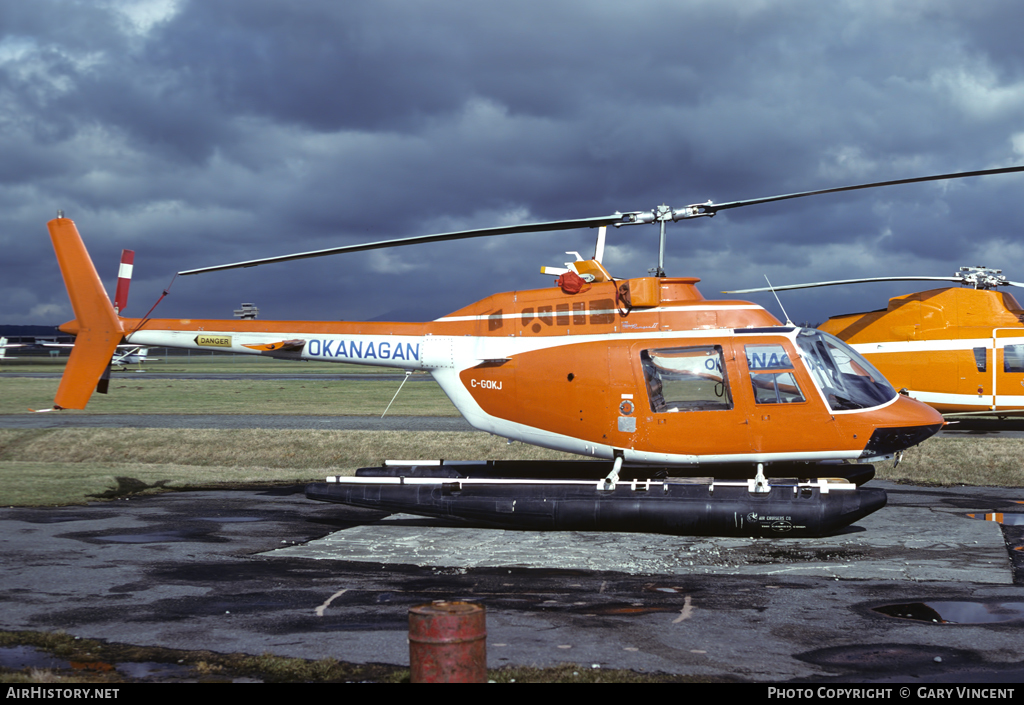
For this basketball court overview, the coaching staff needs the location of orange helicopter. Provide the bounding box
[729,266,1024,417]
[44,166,1022,535]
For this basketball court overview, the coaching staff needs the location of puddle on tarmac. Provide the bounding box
[0,647,212,682]
[0,646,70,671]
[592,604,679,615]
[966,512,1024,525]
[197,516,263,522]
[95,531,197,543]
[642,584,682,594]
[116,661,194,680]
[874,601,1024,624]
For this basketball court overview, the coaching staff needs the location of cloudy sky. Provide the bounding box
[4,0,1024,328]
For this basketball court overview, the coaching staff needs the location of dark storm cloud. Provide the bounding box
[3,0,1024,327]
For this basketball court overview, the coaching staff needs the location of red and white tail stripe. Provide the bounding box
[113,249,134,314]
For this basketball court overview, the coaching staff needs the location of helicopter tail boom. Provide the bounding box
[48,217,124,409]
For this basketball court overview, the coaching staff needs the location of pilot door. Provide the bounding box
[739,335,842,455]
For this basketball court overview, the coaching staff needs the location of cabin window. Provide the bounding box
[745,344,805,404]
[641,346,732,412]
[556,304,570,326]
[973,347,987,373]
[572,302,586,325]
[1004,345,1024,373]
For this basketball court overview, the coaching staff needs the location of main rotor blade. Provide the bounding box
[181,164,1024,275]
[179,214,630,275]
[696,165,1024,216]
[726,276,962,294]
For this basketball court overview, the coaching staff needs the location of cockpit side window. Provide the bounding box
[745,344,805,404]
[641,346,732,412]
[796,330,896,411]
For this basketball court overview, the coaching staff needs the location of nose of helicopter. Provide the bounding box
[857,394,945,459]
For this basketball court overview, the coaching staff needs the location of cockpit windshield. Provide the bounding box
[795,329,896,411]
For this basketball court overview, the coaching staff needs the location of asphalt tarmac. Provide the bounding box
[2,479,1024,682]
[4,408,1024,681]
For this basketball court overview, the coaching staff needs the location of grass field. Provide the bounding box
[0,374,459,415]
[0,355,397,375]
[2,369,1023,506]
[0,428,578,505]
[0,629,715,683]
[0,424,1022,506]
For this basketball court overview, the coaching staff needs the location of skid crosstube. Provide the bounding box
[307,462,885,538]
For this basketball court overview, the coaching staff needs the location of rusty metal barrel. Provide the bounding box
[408,601,486,683]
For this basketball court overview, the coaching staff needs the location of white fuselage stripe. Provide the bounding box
[853,337,1024,355]
[907,389,1024,409]
[434,304,764,323]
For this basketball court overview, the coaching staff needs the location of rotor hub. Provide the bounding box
[956,266,1007,290]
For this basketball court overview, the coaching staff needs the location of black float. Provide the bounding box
[306,461,885,538]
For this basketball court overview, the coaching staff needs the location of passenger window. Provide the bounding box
[641,346,732,412]
[745,344,805,404]
[1004,345,1024,373]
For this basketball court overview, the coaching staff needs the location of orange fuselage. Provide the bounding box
[50,216,944,466]
[820,287,1024,413]
[92,279,941,466]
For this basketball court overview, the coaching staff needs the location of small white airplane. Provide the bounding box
[110,345,158,369]
[0,337,26,360]
[38,342,158,368]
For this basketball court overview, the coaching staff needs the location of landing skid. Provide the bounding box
[349,459,876,486]
[305,461,885,538]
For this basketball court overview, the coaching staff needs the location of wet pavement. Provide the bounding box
[2,481,1024,681]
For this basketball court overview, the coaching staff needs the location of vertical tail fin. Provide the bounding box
[48,217,124,409]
